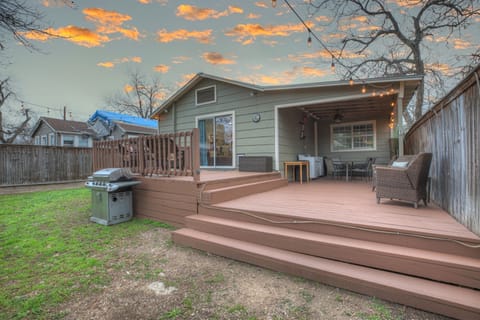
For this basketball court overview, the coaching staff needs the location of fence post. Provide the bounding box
[192,128,200,182]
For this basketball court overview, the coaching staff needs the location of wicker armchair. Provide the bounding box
[375,153,432,208]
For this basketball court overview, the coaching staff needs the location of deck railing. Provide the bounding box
[93,128,200,181]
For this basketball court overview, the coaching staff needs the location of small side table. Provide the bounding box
[284,161,310,184]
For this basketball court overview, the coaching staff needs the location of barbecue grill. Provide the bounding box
[85,168,141,225]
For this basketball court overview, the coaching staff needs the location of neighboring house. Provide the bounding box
[151,73,421,171]
[88,110,158,140]
[30,117,94,148]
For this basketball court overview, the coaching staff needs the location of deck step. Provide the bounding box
[185,215,480,289]
[202,172,282,191]
[197,204,480,258]
[201,178,288,205]
[173,228,480,320]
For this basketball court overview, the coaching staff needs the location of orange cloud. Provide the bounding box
[83,8,141,41]
[154,64,170,73]
[157,28,213,44]
[176,4,242,21]
[97,61,115,68]
[202,52,236,65]
[453,39,472,50]
[297,66,328,78]
[255,2,269,9]
[124,84,134,93]
[23,25,110,47]
[138,0,151,3]
[97,56,142,68]
[247,13,261,19]
[172,56,192,64]
[315,16,331,23]
[225,23,308,44]
[177,73,197,87]
[288,49,365,62]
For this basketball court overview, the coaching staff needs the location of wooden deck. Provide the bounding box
[212,179,480,244]
[133,171,480,319]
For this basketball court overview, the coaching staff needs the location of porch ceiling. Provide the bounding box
[298,94,397,122]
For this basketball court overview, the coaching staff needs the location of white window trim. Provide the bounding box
[195,111,235,169]
[330,120,377,152]
[41,135,47,145]
[48,133,55,146]
[195,85,216,106]
[35,136,40,145]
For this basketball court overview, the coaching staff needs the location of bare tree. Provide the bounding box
[0,0,74,51]
[0,78,31,144]
[307,0,479,125]
[107,71,169,118]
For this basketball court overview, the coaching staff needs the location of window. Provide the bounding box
[195,85,216,106]
[78,136,89,147]
[35,136,40,145]
[62,135,74,146]
[41,135,47,145]
[49,133,55,146]
[331,121,376,152]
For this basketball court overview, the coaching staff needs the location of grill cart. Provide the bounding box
[85,168,141,225]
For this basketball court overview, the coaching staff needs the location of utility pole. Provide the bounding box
[63,106,66,120]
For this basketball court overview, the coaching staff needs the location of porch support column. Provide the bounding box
[397,82,405,156]
[314,121,318,157]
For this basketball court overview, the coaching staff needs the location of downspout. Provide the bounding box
[314,121,318,157]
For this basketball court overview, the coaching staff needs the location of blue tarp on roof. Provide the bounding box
[88,110,158,129]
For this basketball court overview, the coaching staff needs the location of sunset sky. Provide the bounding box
[4,0,479,122]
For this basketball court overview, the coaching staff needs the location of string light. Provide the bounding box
[349,78,354,86]
[361,85,367,94]
[307,30,312,47]
[272,0,277,8]
[283,0,343,72]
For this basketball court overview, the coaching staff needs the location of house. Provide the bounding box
[88,110,158,140]
[30,117,95,147]
[151,73,421,172]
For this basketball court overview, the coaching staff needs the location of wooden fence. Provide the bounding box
[405,65,480,236]
[93,129,200,181]
[0,145,92,186]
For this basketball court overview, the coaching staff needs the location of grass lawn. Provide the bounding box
[0,188,170,320]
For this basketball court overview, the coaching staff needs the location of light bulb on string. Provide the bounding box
[307,31,312,47]
[361,85,366,94]
[349,78,354,86]
[272,0,277,8]
[330,56,335,72]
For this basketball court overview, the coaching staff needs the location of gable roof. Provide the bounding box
[151,72,423,119]
[30,117,94,137]
[88,110,158,129]
[115,121,158,135]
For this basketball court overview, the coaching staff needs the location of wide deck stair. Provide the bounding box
[173,179,480,320]
[199,172,287,204]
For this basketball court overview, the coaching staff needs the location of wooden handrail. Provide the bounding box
[92,129,200,180]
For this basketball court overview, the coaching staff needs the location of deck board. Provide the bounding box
[212,179,480,243]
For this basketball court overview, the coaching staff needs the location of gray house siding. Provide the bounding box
[159,79,278,166]
[317,116,392,165]
[278,108,315,168]
[157,76,412,170]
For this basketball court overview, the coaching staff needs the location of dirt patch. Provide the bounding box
[55,228,451,320]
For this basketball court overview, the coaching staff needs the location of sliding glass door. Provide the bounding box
[198,113,234,168]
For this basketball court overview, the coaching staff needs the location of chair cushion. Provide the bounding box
[391,161,409,168]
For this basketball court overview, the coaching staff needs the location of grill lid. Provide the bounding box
[92,168,134,182]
